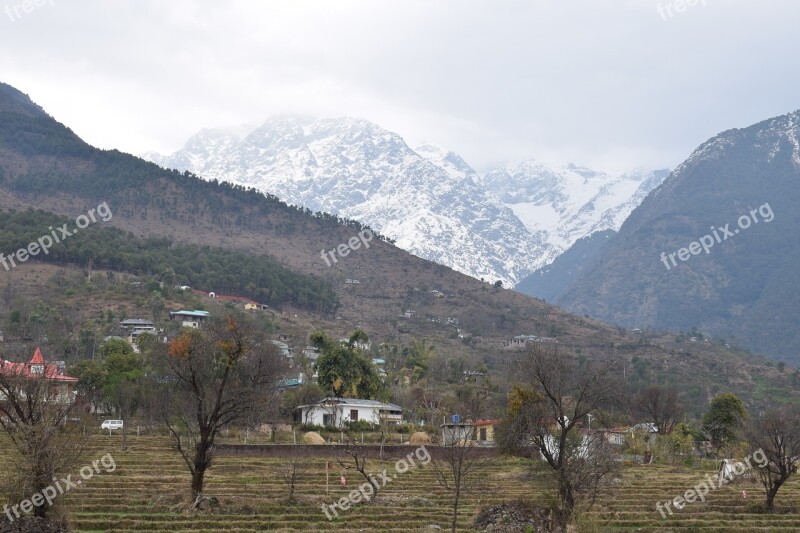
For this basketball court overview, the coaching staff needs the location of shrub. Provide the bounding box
[346,420,375,432]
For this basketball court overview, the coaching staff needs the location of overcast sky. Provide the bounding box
[1,0,799,173]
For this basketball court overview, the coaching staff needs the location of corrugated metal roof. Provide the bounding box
[121,319,155,325]
[170,310,211,318]
[298,397,402,411]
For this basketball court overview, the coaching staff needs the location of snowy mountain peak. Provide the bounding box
[143,116,667,285]
[483,160,669,252]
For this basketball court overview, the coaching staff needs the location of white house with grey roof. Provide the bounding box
[296,397,402,428]
[120,319,155,332]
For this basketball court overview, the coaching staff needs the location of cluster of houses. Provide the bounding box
[0,289,659,452]
[278,339,387,390]
[114,310,210,352]
[501,334,559,350]
[0,344,663,455]
[184,288,269,310]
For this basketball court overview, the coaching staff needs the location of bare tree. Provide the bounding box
[431,441,492,533]
[633,385,682,435]
[501,345,621,519]
[156,316,284,504]
[0,356,86,524]
[336,429,381,498]
[277,458,307,502]
[744,406,800,512]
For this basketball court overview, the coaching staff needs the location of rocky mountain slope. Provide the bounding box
[550,110,800,362]
[515,229,616,302]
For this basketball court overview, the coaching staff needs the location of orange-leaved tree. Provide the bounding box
[157,315,284,504]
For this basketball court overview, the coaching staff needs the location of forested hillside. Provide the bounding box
[0,208,338,312]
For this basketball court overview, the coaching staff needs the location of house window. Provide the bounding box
[323,414,332,426]
[350,409,359,422]
[30,364,44,374]
[480,428,487,441]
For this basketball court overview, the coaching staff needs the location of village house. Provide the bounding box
[440,415,474,445]
[213,294,266,309]
[296,397,403,428]
[169,310,210,328]
[602,427,630,446]
[278,373,305,390]
[631,422,659,447]
[0,347,78,403]
[127,330,152,353]
[111,320,158,353]
[119,319,156,332]
[302,345,320,362]
[372,358,388,378]
[475,419,499,444]
[269,340,294,365]
[338,337,371,351]
[501,335,559,350]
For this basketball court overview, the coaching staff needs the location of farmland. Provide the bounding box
[3,434,800,531]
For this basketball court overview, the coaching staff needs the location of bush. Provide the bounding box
[346,420,376,432]
[395,423,415,434]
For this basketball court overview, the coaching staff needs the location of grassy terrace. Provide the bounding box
[2,435,800,531]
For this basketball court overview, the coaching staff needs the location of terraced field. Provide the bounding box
[2,434,800,531]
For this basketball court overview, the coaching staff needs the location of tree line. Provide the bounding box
[0,208,339,313]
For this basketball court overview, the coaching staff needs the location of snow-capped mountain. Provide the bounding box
[482,161,669,267]
[145,116,666,285]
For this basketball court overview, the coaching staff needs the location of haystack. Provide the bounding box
[409,431,432,444]
[303,431,326,445]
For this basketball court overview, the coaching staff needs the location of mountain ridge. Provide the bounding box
[145,116,667,285]
[548,109,800,362]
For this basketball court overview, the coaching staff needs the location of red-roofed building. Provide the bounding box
[0,347,78,403]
